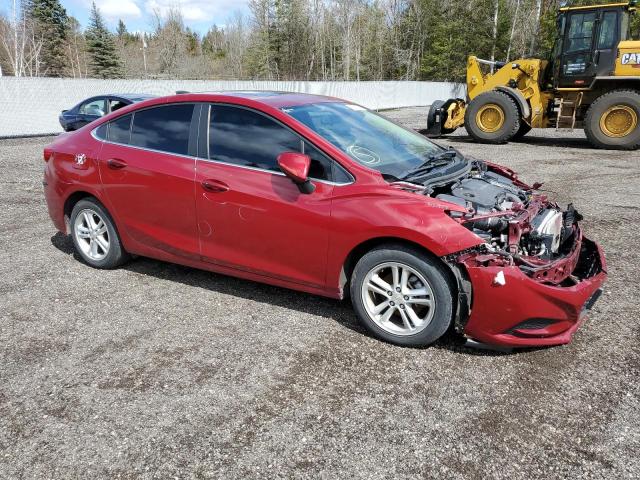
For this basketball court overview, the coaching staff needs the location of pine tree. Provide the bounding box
[117,19,127,38]
[25,0,68,76]
[85,3,123,78]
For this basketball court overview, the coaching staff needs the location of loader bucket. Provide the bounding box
[424,98,465,137]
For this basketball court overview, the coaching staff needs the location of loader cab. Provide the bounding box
[553,3,633,88]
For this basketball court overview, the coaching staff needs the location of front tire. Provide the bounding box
[350,245,454,347]
[584,90,640,150]
[465,91,521,144]
[70,198,129,269]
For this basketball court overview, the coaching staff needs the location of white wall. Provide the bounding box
[0,77,462,137]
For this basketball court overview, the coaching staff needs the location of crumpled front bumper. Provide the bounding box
[461,237,607,347]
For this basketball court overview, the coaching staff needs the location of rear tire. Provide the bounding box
[584,90,640,150]
[350,244,454,347]
[465,91,521,144]
[70,198,129,269]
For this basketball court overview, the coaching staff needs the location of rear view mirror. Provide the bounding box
[277,152,315,194]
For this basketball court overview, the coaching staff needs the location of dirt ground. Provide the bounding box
[1,108,639,479]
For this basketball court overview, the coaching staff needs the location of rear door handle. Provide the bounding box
[202,179,229,193]
[107,158,127,169]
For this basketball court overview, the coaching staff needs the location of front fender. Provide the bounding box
[325,192,484,295]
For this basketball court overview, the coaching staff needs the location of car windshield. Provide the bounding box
[281,102,444,178]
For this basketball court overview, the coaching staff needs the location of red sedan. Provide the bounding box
[43,92,606,348]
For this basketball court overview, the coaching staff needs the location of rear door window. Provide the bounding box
[109,99,129,113]
[80,98,107,116]
[130,104,195,156]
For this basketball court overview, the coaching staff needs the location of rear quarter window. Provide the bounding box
[107,114,132,144]
[94,123,107,140]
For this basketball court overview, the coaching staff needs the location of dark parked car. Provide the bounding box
[58,94,155,132]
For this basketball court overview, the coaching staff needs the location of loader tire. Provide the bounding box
[584,90,640,150]
[465,91,521,144]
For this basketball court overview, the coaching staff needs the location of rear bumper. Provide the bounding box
[43,161,67,233]
[462,237,607,347]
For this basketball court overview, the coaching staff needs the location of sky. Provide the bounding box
[0,0,250,35]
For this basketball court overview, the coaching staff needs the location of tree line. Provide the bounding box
[0,0,635,82]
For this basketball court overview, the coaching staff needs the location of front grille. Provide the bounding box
[507,318,557,334]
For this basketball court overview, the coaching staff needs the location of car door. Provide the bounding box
[194,103,341,288]
[558,11,598,87]
[593,10,619,77]
[98,103,200,260]
[78,97,107,128]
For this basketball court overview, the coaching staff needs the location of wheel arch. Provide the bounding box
[338,236,457,300]
[62,189,115,234]
[63,191,97,233]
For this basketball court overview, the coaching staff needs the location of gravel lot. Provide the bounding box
[1,107,639,479]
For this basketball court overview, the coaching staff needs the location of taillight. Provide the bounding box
[43,148,53,162]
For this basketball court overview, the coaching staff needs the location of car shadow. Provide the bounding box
[51,232,523,356]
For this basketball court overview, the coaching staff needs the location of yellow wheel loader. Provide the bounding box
[426,1,640,149]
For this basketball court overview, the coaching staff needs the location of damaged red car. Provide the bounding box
[43,92,606,348]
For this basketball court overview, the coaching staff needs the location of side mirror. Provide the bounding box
[277,152,315,194]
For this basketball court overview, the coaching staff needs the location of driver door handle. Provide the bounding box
[107,158,127,169]
[202,179,229,193]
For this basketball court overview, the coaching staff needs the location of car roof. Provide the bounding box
[92,91,351,125]
[109,93,156,101]
[76,93,155,106]
[175,91,344,108]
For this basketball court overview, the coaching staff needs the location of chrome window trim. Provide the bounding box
[90,123,352,187]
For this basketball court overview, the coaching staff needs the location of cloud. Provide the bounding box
[143,0,246,23]
[97,0,142,19]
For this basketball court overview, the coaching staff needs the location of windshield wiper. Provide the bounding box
[399,147,461,181]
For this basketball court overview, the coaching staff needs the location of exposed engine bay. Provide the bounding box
[433,162,580,260]
[393,156,586,285]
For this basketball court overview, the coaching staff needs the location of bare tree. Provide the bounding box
[225,12,248,79]
[153,7,187,76]
[0,0,44,76]
[65,17,87,77]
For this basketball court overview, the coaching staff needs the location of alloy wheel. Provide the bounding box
[73,208,110,261]
[361,261,436,336]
